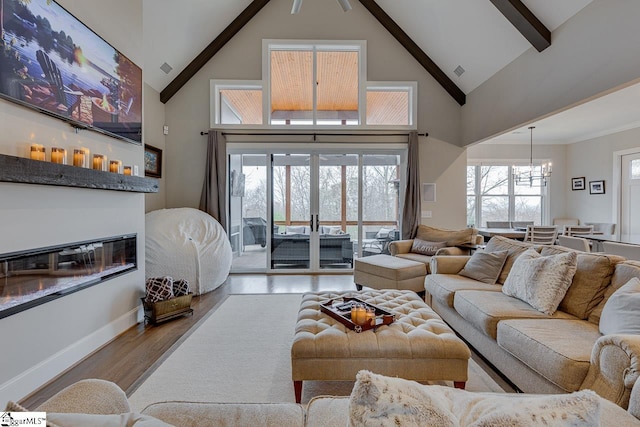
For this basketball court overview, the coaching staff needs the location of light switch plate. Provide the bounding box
[163,125,169,135]
[421,211,432,218]
[134,165,139,176]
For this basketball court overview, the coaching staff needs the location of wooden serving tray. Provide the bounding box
[320,297,395,333]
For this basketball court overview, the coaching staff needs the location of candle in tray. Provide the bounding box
[50,147,67,164]
[123,166,132,176]
[109,160,122,173]
[72,149,86,167]
[355,305,367,326]
[30,144,45,161]
[92,154,107,171]
[366,307,375,325]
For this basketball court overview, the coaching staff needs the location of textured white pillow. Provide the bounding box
[461,390,601,427]
[502,249,578,315]
[348,370,458,427]
[599,277,640,335]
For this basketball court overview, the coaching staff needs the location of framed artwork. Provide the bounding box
[144,144,162,178]
[589,180,605,194]
[571,177,586,191]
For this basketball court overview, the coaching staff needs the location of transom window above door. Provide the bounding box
[210,40,416,129]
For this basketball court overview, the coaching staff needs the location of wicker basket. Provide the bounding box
[142,293,193,324]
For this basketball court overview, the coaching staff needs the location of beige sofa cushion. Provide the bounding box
[425,274,502,308]
[453,290,576,340]
[142,402,305,427]
[415,224,477,247]
[540,245,624,319]
[484,236,540,284]
[497,319,601,392]
[590,260,640,324]
[395,252,433,271]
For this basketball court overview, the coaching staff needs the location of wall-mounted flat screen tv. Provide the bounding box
[0,0,142,144]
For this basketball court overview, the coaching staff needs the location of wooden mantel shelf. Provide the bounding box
[0,153,159,193]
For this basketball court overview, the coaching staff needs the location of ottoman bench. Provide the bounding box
[291,289,470,403]
[353,254,426,293]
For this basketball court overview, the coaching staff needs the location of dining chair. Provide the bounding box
[486,221,511,228]
[562,225,594,236]
[557,235,591,252]
[510,221,534,229]
[553,218,580,227]
[523,225,559,245]
[602,241,640,261]
[583,222,616,234]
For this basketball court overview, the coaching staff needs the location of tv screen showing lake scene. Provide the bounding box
[0,0,142,144]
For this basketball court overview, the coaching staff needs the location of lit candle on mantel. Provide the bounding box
[123,166,132,176]
[50,147,67,164]
[72,149,86,167]
[92,154,107,171]
[30,144,45,161]
[109,160,122,173]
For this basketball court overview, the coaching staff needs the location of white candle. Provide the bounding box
[92,154,107,171]
[30,144,45,161]
[50,147,66,164]
[73,149,86,167]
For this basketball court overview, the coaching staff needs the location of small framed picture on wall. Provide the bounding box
[571,177,585,191]
[144,144,162,178]
[589,180,605,195]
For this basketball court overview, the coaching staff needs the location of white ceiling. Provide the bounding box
[142,0,640,145]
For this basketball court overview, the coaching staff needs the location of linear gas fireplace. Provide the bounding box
[0,234,137,319]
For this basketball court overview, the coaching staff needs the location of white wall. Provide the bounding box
[144,83,167,212]
[565,127,640,224]
[0,0,145,403]
[466,143,567,224]
[462,0,640,147]
[163,0,467,228]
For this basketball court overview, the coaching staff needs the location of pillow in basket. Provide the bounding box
[173,279,190,297]
[145,276,174,303]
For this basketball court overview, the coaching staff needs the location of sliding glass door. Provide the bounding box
[229,147,405,273]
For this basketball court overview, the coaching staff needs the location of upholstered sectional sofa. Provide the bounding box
[425,236,640,409]
[389,224,484,273]
[17,374,640,426]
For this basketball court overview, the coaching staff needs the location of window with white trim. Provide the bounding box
[210,40,416,129]
[467,164,547,227]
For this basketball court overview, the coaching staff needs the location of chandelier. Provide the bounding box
[512,126,552,187]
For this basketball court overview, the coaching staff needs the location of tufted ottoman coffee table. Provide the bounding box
[291,289,470,403]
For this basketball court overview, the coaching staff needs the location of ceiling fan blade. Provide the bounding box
[336,0,352,12]
[291,0,303,14]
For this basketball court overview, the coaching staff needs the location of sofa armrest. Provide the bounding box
[388,239,413,256]
[35,379,130,414]
[435,247,467,256]
[580,334,640,409]
[429,255,471,275]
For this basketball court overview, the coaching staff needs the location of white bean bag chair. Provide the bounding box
[145,208,232,295]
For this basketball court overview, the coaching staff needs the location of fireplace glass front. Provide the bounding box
[0,234,137,319]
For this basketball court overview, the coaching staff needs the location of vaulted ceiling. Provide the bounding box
[143,0,624,144]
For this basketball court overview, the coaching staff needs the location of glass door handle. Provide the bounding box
[315,214,320,232]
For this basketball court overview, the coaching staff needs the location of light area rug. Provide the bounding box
[128,294,508,411]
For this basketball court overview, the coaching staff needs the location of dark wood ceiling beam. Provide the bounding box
[490,0,550,52]
[160,0,271,104]
[358,0,465,106]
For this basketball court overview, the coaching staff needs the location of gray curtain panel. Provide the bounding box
[401,131,420,239]
[199,130,227,231]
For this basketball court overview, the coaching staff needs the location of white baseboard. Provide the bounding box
[0,307,141,405]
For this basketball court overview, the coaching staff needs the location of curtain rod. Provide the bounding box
[200,131,427,138]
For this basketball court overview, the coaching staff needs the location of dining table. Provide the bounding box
[477,228,526,241]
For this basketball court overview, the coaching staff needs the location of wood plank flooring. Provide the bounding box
[20,274,357,408]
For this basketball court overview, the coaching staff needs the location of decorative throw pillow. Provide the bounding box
[145,276,174,303]
[172,279,190,297]
[502,249,578,315]
[411,239,447,256]
[285,225,306,234]
[599,277,640,335]
[461,390,601,427]
[415,224,477,247]
[348,370,458,427]
[459,250,508,284]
